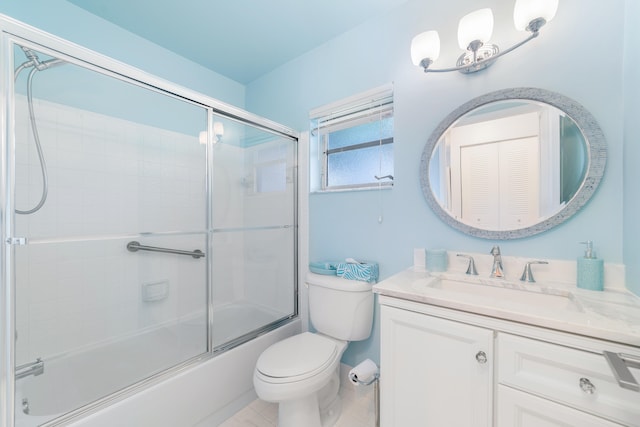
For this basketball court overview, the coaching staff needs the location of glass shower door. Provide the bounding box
[211,122,297,348]
[10,43,210,424]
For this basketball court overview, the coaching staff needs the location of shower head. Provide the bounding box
[18,47,65,72]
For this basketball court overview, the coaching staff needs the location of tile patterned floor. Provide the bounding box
[218,371,376,427]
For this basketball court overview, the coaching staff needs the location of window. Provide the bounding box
[310,85,394,191]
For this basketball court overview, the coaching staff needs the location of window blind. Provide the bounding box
[310,84,393,135]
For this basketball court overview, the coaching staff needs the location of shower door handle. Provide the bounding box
[6,237,27,245]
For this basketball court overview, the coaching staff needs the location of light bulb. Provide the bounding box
[513,0,559,31]
[411,31,441,66]
[213,122,224,138]
[458,8,494,50]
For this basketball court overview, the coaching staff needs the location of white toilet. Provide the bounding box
[253,272,374,427]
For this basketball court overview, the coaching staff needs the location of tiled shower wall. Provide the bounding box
[13,95,210,364]
[12,94,295,366]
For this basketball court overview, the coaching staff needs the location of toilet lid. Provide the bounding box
[256,332,338,379]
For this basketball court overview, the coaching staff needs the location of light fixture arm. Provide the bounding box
[420,18,545,74]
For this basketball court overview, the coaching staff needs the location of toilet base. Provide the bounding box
[278,395,322,427]
[317,367,341,426]
[276,368,343,427]
[319,393,342,427]
[277,393,343,427]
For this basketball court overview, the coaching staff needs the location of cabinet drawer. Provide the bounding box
[497,333,640,427]
[497,385,624,427]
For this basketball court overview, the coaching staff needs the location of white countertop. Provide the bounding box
[373,267,640,348]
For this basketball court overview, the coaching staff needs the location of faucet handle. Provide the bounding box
[520,261,549,283]
[457,254,478,275]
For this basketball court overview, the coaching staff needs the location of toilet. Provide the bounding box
[253,272,374,427]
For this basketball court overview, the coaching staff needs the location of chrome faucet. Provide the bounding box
[520,260,549,283]
[490,246,505,278]
[15,358,44,380]
[457,254,478,275]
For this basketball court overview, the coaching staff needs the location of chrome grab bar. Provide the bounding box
[603,351,640,392]
[16,358,44,380]
[126,241,205,259]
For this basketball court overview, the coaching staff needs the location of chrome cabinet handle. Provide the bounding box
[475,351,487,364]
[579,377,596,394]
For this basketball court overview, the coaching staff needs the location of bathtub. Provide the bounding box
[15,303,299,427]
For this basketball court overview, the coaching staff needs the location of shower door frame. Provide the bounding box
[0,14,299,427]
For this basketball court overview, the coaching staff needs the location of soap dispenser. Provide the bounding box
[577,241,604,291]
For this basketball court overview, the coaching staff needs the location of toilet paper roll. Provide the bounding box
[348,359,379,386]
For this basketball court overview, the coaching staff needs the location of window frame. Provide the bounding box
[310,84,394,192]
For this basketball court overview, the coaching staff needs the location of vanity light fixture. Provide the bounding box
[411,0,558,74]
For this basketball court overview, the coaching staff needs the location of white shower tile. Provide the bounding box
[28,300,59,323]
[29,318,62,359]
[82,135,107,157]
[56,130,84,153]
[28,263,59,304]
[56,148,85,170]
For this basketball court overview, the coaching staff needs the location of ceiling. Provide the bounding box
[67,0,409,84]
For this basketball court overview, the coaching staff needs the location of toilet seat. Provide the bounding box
[256,332,338,384]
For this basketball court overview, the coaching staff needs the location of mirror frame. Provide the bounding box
[420,88,607,240]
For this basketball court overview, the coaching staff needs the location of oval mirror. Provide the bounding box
[420,88,607,239]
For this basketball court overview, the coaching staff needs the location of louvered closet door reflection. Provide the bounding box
[460,143,500,228]
[499,137,540,229]
[460,138,540,230]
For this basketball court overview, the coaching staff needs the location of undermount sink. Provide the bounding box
[414,275,583,312]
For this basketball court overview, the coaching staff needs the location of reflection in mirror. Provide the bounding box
[420,88,606,239]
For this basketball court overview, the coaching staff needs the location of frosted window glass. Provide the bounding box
[325,116,394,189]
[328,144,394,187]
[328,117,394,150]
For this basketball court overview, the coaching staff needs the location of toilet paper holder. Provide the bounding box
[348,358,379,386]
[348,370,379,386]
[348,359,380,427]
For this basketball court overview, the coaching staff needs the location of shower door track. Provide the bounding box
[20,230,209,246]
[212,224,294,233]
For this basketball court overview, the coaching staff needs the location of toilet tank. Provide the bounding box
[306,272,374,341]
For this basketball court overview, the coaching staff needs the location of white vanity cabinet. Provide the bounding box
[378,297,640,427]
[379,305,494,427]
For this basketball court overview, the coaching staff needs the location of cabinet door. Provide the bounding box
[380,306,493,427]
[497,385,624,427]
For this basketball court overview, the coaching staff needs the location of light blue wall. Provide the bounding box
[246,0,630,366]
[623,0,640,296]
[0,0,245,107]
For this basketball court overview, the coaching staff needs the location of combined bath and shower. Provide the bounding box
[13,46,64,215]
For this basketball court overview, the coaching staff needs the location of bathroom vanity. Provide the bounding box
[373,268,640,427]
